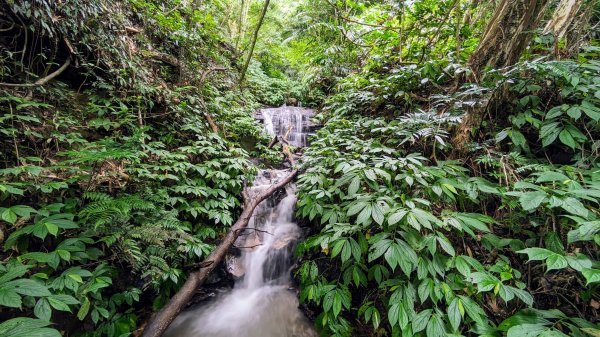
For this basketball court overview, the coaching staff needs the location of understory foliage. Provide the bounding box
[0,0,288,336]
[293,1,600,337]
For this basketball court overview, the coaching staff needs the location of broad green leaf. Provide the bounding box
[426,314,446,337]
[558,129,576,149]
[77,297,91,320]
[412,309,432,333]
[9,279,51,296]
[47,297,71,312]
[565,254,592,271]
[448,298,462,331]
[507,324,550,337]
[519,191,547,211]
[34,298,52,321]
[517,248,554,261]
[545,254,568,271]
[1,208,17,224]
[560,197,588,218]
[348,176,360,196]
[0,287,22,308]
[582,268,600,285]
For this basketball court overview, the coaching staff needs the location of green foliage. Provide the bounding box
[0,0,276,335]
[293,2,600,334]
[496,57,600,165]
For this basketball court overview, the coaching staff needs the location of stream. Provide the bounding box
[164,106,317,337]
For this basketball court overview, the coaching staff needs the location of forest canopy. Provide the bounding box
[0,0,600,337]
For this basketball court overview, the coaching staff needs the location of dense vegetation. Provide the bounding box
[1,0,600,337]
[292,1,600,337]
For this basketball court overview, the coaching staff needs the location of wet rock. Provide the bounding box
[226,254,245,278]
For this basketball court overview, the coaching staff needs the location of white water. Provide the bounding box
[261,106,313,147]
[164,107,316,337]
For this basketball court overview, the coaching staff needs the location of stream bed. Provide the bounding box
[163,107,317,337]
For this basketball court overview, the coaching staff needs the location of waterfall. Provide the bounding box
[164,107,316,337]
[261,106,313,147]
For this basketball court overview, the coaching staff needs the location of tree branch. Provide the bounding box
[141,169,299,337]
[0,57,71,88]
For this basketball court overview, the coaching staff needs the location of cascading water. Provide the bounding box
[261,106,313,147]
[164,107,316,337]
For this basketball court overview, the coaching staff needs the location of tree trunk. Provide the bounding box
[140,169,298,337]
[543,0,593,58]
[235,0,249,50]
[467,0,549,81]
[238,0,270,87]
[453,0,549,149]
[562,1,594,56]
[542,0,583,39]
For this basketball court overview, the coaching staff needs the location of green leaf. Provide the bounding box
[582,268,600,285]
[558,129,577,149]
[519,191,547,211]
[538,329,570,337]
[356,205,372,226]
[540,122,562,147]
[0,287,22,308]
[412,309,432,333]
[45,223,59,236]
[426,314,446,337]
[10,279,51,296]
[347,201,367,216]
[507,323,548,337]
[332,292,342,317]
[566,106,581,120]
[1,208,17,224]
[388,209,407,226]
[77,297,91,320]
[565,254,592,272]
[454,256,471,276]
[534,171,569,183]
[437,235,455,256]
[47,297,71,312]
[0,264,30,283]
[34,298,52,321]
[348,176,361,196]
[517,248,553,261]
[568,221,600,243]
[510,286,533,306]
[448,298,462,331]
[0,318,60,337]
[388,303,400,328]
[545,254,568,271]
[371,203,384,226]
[560,197,588,218]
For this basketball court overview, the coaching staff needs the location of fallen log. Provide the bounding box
[141,169,298,337]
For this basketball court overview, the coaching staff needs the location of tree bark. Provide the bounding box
[140,168,298,337]
[453,0,549,149]
[542,0,583,39]
[238,0,270,87]
[467,0,549,81]
[235,0,249,50]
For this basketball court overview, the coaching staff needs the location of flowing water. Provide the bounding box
[164,107,316,337]
[261,106,314,147]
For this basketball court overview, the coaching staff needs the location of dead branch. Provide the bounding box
[282,125,295,165]
[0,57,71,88]
[267,135,278,149]
[141,169,299,337]
[199,67,227,84]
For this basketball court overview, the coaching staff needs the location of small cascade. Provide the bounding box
[261,106,314,147]
[164,107,316,337]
